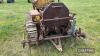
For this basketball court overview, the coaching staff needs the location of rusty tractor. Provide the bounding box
[22,0,86,53]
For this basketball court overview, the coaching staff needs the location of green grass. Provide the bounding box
[0,0,100,56]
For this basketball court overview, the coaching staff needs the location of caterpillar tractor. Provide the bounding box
[22,0,86,52]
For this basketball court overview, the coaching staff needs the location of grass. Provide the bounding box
[0,0,100,56]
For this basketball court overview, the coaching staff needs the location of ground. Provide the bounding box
[0,0,100,56]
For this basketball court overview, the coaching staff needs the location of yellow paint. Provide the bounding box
[34,15,41,22]
[35,0,53,9]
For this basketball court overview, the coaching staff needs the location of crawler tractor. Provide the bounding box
[22,0,85,52]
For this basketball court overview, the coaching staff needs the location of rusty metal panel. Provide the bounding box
[43,3,69,19]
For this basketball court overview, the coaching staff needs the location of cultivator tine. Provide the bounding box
[70,37,75,47]
[28,43,32,56]
[50,38,62,52]
[22,29,27,48]
[75,28,86,40]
